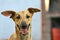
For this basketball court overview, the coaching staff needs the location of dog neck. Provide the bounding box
[15,25,31,40]
[20,33,28,40]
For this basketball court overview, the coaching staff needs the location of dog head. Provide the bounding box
[1,8,40,35]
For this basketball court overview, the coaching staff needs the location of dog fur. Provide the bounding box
[1,8,40,40]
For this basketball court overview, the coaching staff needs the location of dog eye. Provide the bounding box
[16,16,20,19]
[26,15,30,18]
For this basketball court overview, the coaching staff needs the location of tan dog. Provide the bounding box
[1,8,40,40]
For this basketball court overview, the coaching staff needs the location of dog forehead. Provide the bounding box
[17,10,32,16]
[19,10,29,14]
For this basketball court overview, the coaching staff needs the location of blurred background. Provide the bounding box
[42,0,60,40]
[0,0,41,40]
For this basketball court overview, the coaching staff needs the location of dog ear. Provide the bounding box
[1,10,16,18]
[28,8,40,13]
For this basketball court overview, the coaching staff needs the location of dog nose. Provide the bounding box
[21,21,27,29]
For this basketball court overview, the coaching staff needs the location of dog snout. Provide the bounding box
[21,21,27,29]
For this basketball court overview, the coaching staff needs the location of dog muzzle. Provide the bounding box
[17,23,30,35]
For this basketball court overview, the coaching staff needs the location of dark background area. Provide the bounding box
[49,0,60,12]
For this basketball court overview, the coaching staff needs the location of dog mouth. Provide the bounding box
[17,24,30,35]
[20,28,28,35]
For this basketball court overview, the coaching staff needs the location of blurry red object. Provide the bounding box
[52,28,60,40]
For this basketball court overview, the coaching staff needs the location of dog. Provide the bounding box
[1,8,40,40]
